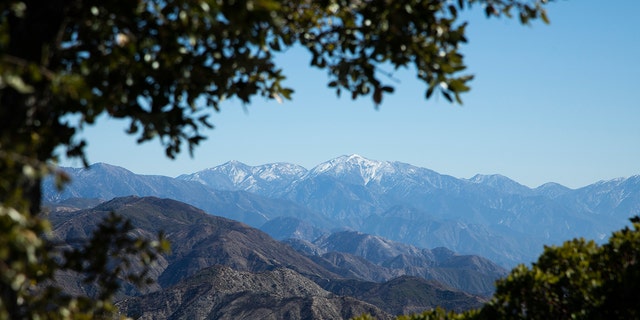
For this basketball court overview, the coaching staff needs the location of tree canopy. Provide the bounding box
[1,0,551,318]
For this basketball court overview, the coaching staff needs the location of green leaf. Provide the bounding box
[280,88,294,99]
[2,74,34,93]
[426,86,435,99]
[541,10,550,24]
[448,5,457,17]
[381,86,394,93]
[442,91,453,103]
[373,87,382,105]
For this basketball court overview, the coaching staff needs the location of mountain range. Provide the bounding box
[44,154,640,267]
[47,196,492,318]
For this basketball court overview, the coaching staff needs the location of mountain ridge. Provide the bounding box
[46,155,640,267]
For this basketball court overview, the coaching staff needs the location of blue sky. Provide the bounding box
[67,0,640,189]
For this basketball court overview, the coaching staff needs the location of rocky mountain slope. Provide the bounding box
[284,231,506,296]
[321,276,486,315]
[117,265,391,320]
[49,196,337,289]
[47,196,489,318]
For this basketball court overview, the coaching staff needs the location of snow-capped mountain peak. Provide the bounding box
[178,161,307,196]
[219,160,252,184]
[308,154,394,185]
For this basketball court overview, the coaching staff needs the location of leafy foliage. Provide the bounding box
[481,216,640,319]
[0,206,168,319]
[1,0,550,318]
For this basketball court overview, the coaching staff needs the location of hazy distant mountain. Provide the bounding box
[313,230,434,264]
[533,182,573,198]
[46,155,640,267]
[260,216,328,242]
[179,155,638,266]
[287,230,506,296]
[468,174,532,195]
[43,163,334,229]
[45,163,211,203]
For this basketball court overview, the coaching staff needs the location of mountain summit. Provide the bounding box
[307,154,395,186]
[178,160,307,196]
[468,174,531,195]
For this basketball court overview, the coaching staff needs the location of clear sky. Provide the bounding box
[65,0,640,189]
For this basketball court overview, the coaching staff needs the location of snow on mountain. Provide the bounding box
[307,154,395,186]
[178,161,307,196]
[185,154,461,197]
[303,154,455,190]
[254,162,308,181]
[570,175,640,215]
